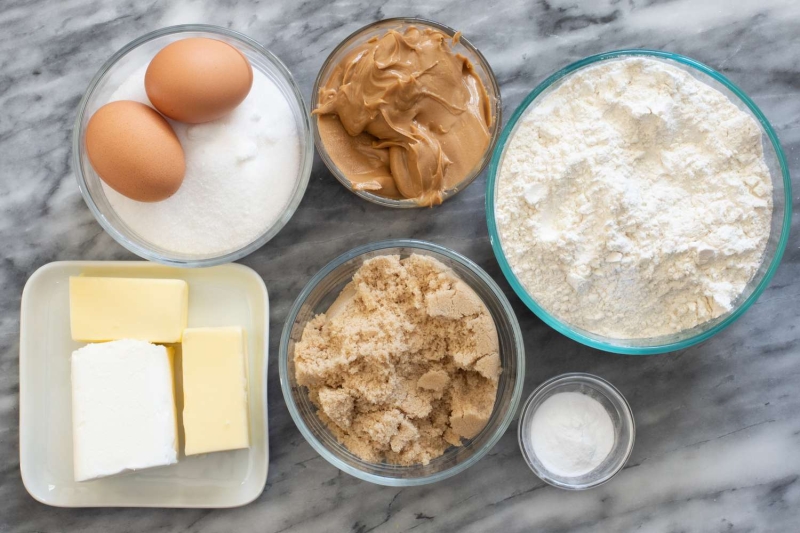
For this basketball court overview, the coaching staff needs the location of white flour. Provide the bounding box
[496,58,772,338]
[104,66,301,256]
[530,392,614,477]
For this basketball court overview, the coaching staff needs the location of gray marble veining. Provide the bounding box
[2,0,800,531]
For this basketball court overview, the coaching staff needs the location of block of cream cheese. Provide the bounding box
[182,327,250,455]
[70,276,188,343]
[71,339,178,482]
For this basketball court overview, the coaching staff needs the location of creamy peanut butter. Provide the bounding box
[314,26,493,206]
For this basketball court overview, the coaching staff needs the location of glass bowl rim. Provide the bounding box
[71,24,314,267]
[485,48,793,355]
[278,238,526,486]
[310,17,503,208]
[517,372,636,490]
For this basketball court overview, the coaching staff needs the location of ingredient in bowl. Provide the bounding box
[145,38,253,123]
[69,276,188,343]
[182,327,250,455]
[495,57,773,339]
[85,100,185,202]
[530,392,614,478]
[294,254,501,465]
[71,340,177,482]
[103,66,301,256]
[314,26,492,206]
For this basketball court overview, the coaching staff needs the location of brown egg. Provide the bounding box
[145,38,253,124]
[85,100,185,202]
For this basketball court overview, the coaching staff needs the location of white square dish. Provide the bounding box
[19,261,269,508]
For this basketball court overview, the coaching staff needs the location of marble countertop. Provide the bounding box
[2,0,799,531]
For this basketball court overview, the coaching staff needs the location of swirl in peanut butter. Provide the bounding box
[314,26,493,206]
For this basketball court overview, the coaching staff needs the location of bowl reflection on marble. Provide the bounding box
[279,239,525,486]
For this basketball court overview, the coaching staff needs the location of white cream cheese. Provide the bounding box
[71,339,177,482]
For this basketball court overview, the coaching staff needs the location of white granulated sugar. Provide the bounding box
[530,392,614,477]
[496,58,772,339]
[104,66,300,256]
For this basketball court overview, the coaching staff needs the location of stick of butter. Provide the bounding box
[182,326,250,455]
[69,277,188,343]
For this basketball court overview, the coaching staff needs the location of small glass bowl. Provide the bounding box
[311,18,502,208]
[72,25,313,267]
[486,49,792,354]
[279,239,525,486]
[518,373,635,490]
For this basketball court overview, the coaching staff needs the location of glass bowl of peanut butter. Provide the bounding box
[311,18,502,208]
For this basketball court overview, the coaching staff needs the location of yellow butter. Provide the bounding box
[165,346,178,446]
[182,327,250,455]
[69,277,188,343]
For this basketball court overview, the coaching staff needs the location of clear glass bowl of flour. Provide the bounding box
[73,25,313,267]
[486,49,792,355]
[518,373,635,490]
[279,239,526,486]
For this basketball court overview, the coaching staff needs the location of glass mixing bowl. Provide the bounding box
[311,18,502,208]
[518,373,635,490]
[72,25,313,267]
[486,49,792,355]
[279,240,525,486]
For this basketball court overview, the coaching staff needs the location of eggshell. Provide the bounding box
[85,100,185,202]
[145,38,254,124]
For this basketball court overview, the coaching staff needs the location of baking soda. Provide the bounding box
[103,66,301,256]
[530,392,615,477]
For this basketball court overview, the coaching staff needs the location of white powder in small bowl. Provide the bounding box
[530,391,615,478]
[102,66,301,256]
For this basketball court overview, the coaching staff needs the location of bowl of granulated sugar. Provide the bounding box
[73,25,313,266]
